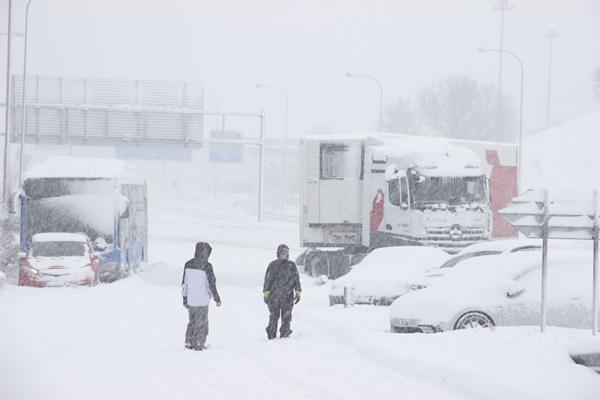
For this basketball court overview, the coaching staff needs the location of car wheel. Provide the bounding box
[454,311,495,330]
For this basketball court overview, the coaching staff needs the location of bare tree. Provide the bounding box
[383,75,517,142]
[417,75,516,141]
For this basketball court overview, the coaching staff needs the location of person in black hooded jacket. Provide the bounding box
[263,244,301,339]
[182,242,221,350]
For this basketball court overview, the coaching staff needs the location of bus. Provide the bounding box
[10,157,148,282]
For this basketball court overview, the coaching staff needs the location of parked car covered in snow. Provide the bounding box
[18,233,99,287]
[390,250,595,333]
[407,239,543,291]
[329,246,450,306]
[408,239,585,291]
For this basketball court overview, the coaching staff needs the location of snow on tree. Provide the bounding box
[383,75,517,142]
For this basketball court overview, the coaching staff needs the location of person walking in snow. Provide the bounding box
[263,244,301,339]
[182,242,221,351]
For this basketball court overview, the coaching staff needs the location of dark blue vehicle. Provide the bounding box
[12,157,148,282]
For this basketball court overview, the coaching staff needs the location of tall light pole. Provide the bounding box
[256,83,288,210]
[494,0,514,107]
[18,0,33,186]
[544,29,558,128]
[2,0,14,204]
[345,72,383,132]
[479,47,524,193]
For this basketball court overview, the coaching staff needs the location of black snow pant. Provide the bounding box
[266,296,294,339]
[185,306,209,348]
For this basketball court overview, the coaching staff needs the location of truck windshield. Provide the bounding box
[410,175,487,207]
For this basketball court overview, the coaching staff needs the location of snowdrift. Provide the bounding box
[523,110,600,190]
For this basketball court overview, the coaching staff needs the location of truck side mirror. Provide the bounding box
[8,191,19,214]
[384,164,398,181]
[119,197,130,219]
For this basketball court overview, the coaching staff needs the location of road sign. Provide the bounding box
[500,188,599,335]
[500,188,596,240]
[115,146,193,161]
[209,130,243,163]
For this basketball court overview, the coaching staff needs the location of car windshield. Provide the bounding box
[32,241,86,257]
[439,251,502,269]
[410,174,487,207]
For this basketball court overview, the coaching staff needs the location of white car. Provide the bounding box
[390,250,596,333]
[18,233,100,288]
[329,246,450,306]
[408,239,544,290]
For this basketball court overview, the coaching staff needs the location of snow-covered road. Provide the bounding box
[1,201,599,400]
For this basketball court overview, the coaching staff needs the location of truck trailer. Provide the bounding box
[299,133,517,277]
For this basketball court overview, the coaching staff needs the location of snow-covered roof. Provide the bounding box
[32,232,89,243]
[24,156,145,185]
[368,134,484,177]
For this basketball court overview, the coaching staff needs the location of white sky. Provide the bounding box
[1,0,599,140]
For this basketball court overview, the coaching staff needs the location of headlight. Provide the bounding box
[417,324,442,334]
[22,265,39,275]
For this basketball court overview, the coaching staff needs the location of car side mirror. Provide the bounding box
[93,237,107,252]
[506,280,526,298]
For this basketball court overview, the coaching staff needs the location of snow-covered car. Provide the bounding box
[407,238,545,291]
[390,250,595,333]
[329,246,450,306]
[18,233,99,287]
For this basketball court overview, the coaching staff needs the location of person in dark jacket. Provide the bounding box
[182,242,221,351]
[263,244,301,339]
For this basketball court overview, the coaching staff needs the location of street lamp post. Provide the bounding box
[256,84,288,210]
[345,72,383,132]
[18,0,33,187]
[544,30,558,129]
[479,47,524,193]
[2,0,14,205]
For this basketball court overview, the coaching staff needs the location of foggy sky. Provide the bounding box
[1,0,599,141]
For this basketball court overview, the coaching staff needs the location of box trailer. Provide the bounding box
[299,133,517,277]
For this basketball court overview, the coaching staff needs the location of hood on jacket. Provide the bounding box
[277,244,289,259]
[195,242,212,262]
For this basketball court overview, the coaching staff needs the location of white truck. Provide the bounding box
[299,133,518,277]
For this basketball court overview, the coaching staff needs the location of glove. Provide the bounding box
[183,296,188,308]
[294,290,301,304]
[263,291,271,305]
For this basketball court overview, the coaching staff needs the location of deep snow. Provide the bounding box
[1,200,599,400]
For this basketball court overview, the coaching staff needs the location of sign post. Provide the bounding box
[593,190,599,335]
[500,188,599,335]
[541,188,549,333]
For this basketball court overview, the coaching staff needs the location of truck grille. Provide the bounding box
[424,226,486,252]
